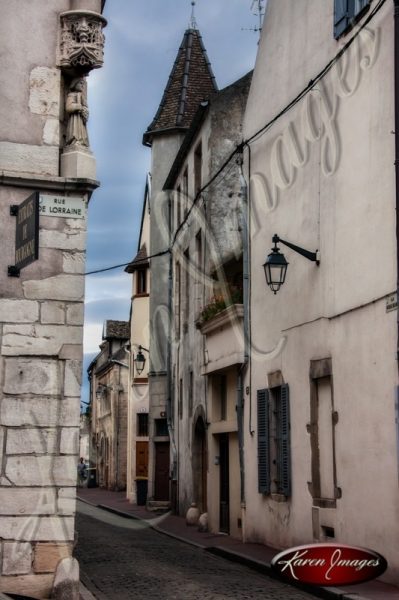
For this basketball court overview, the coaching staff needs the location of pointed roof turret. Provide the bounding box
[143,25,218,146]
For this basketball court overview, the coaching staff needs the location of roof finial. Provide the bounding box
[189,1,198,30]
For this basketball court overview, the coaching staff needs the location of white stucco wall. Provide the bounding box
[243,0,399,582]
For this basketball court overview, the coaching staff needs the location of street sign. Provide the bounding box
[8,191,39,277]
[386,292,398,313]
[39,194,86,219]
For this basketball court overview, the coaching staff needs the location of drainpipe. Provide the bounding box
[167,191,178,505]
[115,365,121,490]
[237,148,249,505]
[111,357,128,490]
[394,0,399,370]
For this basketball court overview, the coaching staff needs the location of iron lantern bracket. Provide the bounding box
[273,234,320,265]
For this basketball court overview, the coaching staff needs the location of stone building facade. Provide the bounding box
[165,72,252,535]
[142,23,218,507]
[0,1,106,597]
[88,321,129,491]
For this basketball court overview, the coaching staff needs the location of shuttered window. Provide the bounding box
[257,389,270,494]
[277,384,291,496]
[257,384,291,497]
[334,0,370,39]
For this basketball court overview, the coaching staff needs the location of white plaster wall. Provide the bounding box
[127,196,150,502]
[0,1,70,177]
[243,0,399,582]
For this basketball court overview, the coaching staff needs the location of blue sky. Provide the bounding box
[81,0,263,403]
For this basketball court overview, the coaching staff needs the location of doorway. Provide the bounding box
[219,433,229,533]
[154,442,170,500]
[193,417,207,512]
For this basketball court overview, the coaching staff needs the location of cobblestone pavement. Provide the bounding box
[75,501,319,600]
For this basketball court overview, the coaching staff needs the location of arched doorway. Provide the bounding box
[192,414,207,513]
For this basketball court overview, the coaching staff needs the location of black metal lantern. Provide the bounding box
[263,235,288,294]
[134,346,146,375]
[263,233,319,294]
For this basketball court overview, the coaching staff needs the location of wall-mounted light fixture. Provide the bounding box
[263,234,320,294]
[134,345,149,376]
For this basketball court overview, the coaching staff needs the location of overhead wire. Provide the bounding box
[85,0,386,276]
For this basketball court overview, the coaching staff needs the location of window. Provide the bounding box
[309,359,339,508]
[194,142,202,194]
[179,377,183,420]
[183,168,188,218]
[137,413,149,437]
[334,0,370,39]
[184,248,190,326]
[136,269,147,295]
[176,185,182,226]
[195,230,203,313]
[189,370,193,417]
[257,384,291,497]
[175,262,181,338]
[155,418,168,437]
[220,375,227,421]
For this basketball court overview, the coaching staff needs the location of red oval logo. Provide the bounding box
[271,544,387,586]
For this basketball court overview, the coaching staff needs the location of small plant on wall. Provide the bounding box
[199,285,243,323]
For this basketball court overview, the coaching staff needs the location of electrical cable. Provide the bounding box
[85,0,386,276]
[84,249,170,275]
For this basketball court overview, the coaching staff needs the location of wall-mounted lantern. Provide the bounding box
[134,345,149,376]
[263,234,320,294]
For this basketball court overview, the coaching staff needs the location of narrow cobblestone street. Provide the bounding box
[75,501,319,600]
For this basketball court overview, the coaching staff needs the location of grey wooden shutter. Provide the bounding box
[278,384,291,496]
[257,388,270,494]
[335,0,370,39]
[334,0,349,39]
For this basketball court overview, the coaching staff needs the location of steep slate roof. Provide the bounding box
[163,71,253,192]
[103,320,130,340]
[125,244,149,273]
[143,27,218,145]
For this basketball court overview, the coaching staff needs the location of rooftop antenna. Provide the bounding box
[242,0,265,39]
[189,1,198,30]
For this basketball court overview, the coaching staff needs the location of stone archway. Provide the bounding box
[192,408,207,513]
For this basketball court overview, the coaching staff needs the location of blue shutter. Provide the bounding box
[354,0,370,13]
[278,384,291,496]
[334,0,349,39]
[335,0,370,39]
[257,389,270,495]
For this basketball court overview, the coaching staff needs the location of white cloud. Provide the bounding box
[85,272,132,303]
[83,322,103,354]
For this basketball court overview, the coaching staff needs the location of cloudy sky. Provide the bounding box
[82,0,263,403]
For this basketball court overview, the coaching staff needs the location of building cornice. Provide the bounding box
[0,170,99,196]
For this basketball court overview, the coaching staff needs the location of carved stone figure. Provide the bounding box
[65,78,89,147]
[59,10,107,72]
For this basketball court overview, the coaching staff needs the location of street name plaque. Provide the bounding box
[39,194,86,219]
[8,191,39,277]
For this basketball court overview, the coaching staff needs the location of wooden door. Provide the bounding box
[136,441,149,478]
[154,442,170,501]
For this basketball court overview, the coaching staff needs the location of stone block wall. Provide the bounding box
[0,186,87,597]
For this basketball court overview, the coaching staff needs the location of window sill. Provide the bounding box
[271,493,289,503]
[312,498,337,509]
[133,292,149,299]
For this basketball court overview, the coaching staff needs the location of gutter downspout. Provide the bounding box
[394,0,399,369]
[167,191,178,508]
[237,149,249,506]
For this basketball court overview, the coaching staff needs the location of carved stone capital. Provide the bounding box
[58,10,107,73]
